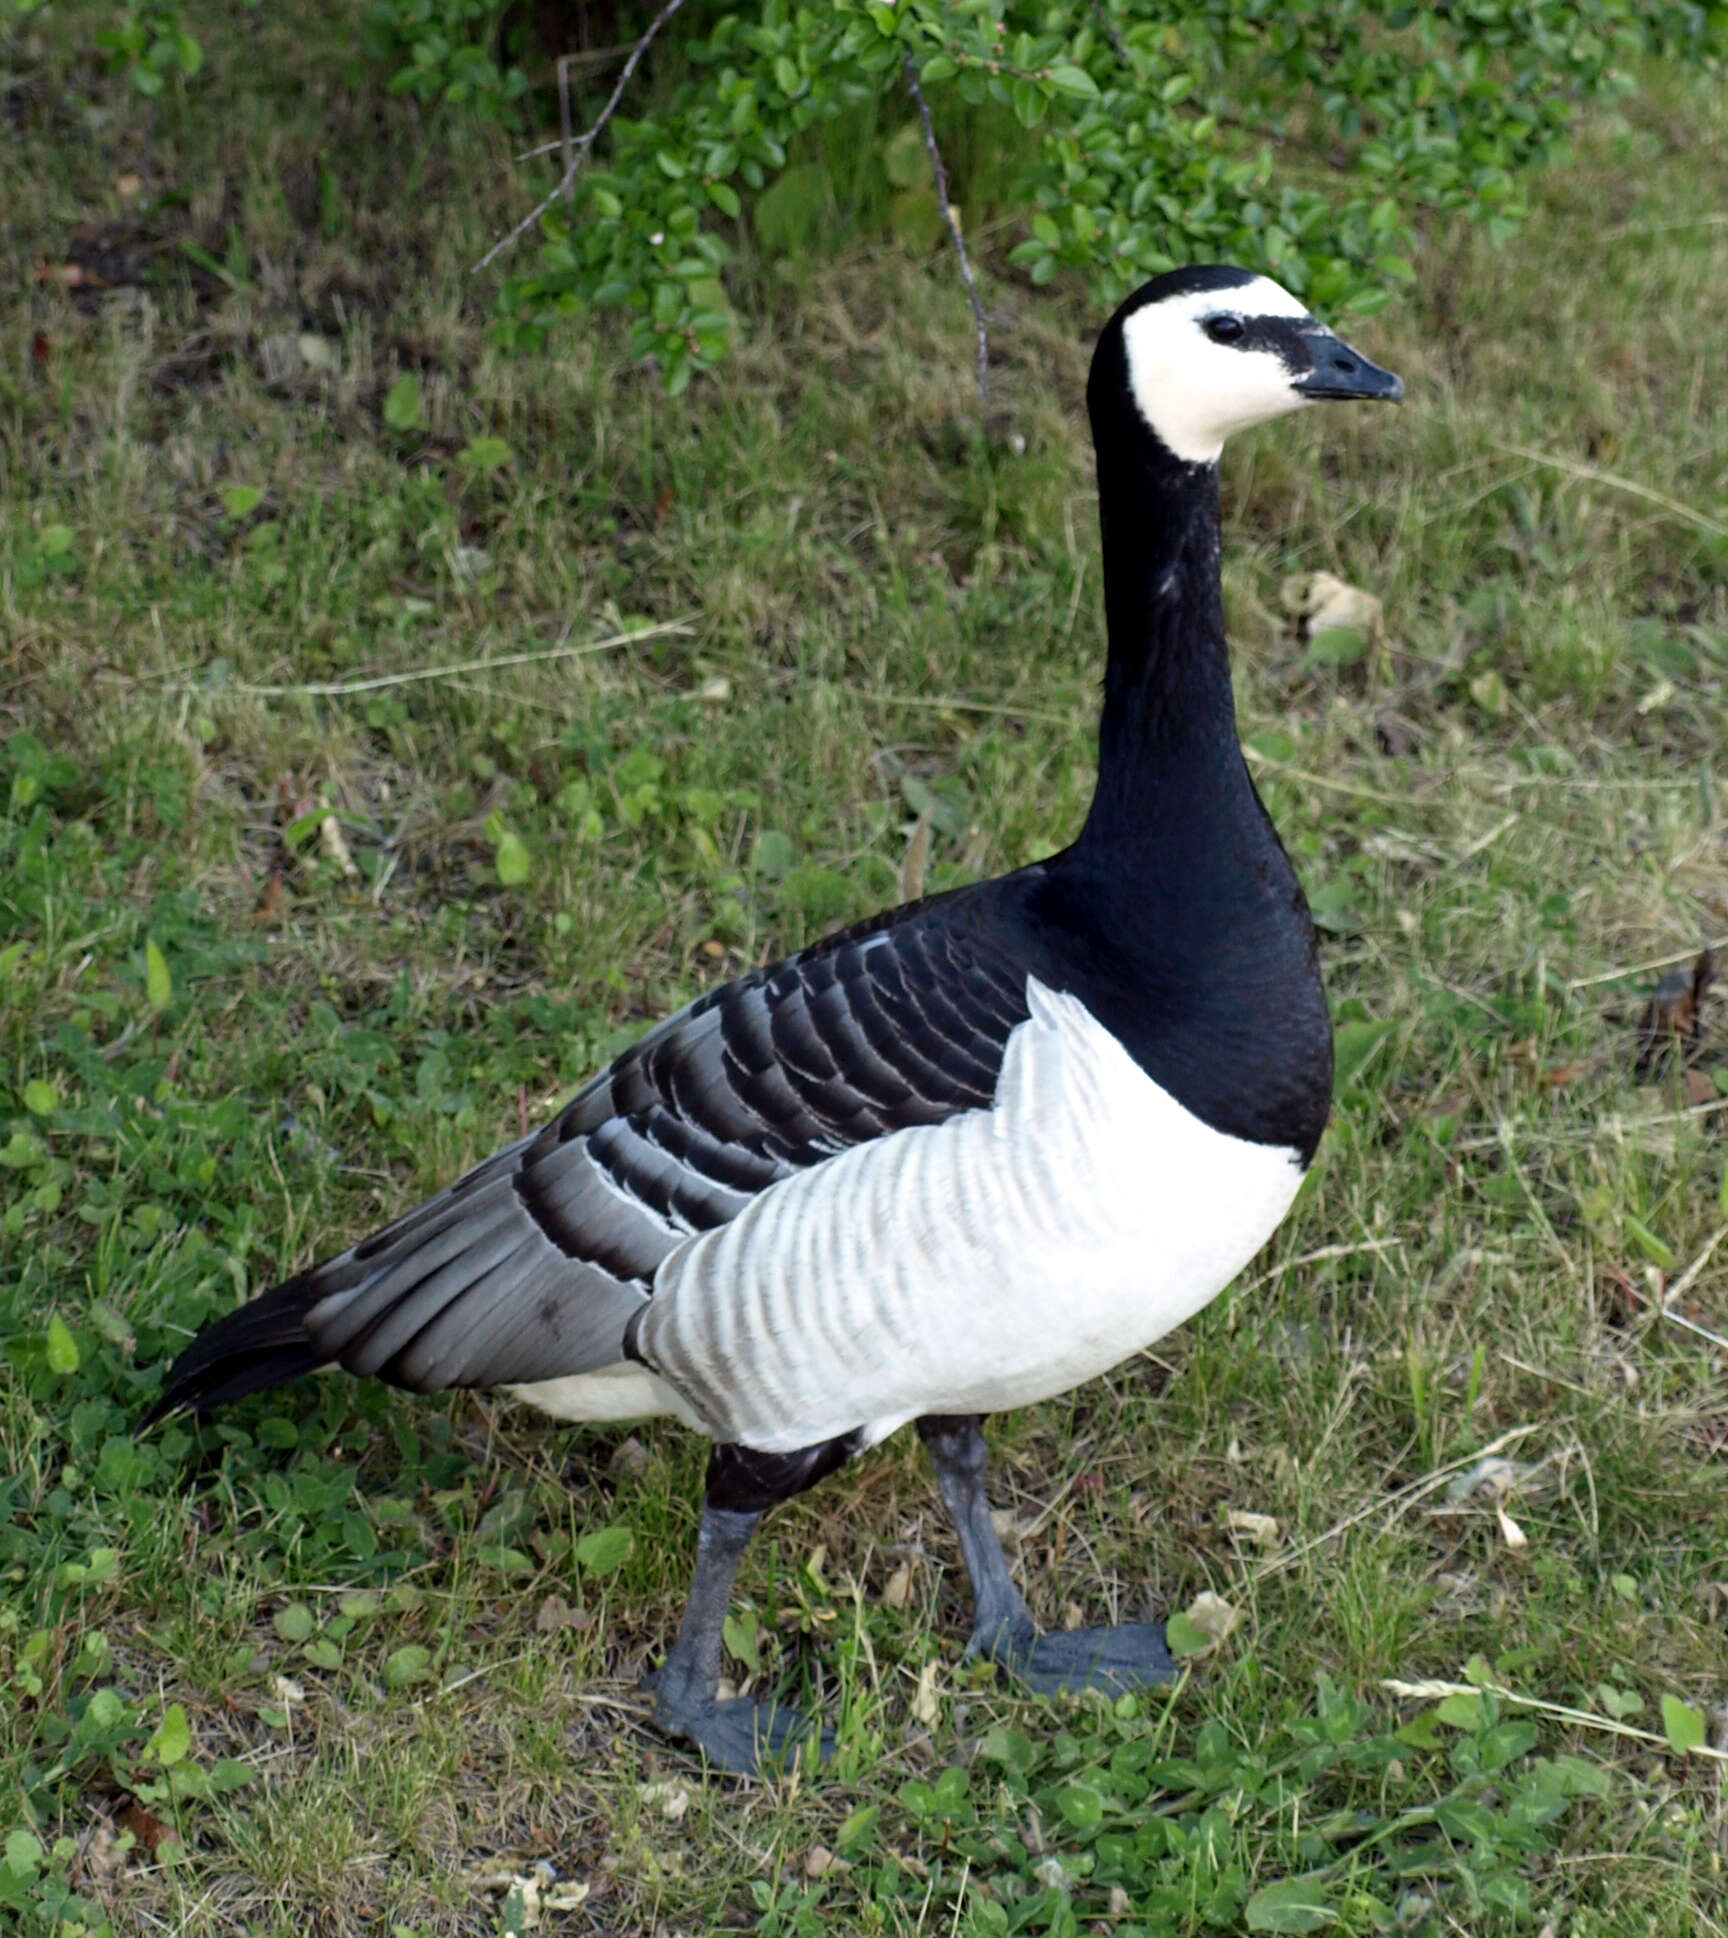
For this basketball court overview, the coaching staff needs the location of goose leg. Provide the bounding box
[644,1440,847,1774]
[918,1414,1176,1697]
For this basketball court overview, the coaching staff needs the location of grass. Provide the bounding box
[3,9,1728,1935]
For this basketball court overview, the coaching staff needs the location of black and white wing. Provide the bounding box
[145,879,1039,1420]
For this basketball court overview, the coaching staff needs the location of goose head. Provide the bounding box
[1090,265,1403,468]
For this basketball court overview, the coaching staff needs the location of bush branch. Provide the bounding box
[905,52,989,402]
[475,0,689,275]
[1089,0,1131,65]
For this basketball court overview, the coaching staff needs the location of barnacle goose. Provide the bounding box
[145,266,1401,1775]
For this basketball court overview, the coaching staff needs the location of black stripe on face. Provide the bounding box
[1219,313,1316,377]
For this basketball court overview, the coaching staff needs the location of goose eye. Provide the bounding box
[1203,313,1246,344]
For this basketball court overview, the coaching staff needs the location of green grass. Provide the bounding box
[4,10,1728,1936]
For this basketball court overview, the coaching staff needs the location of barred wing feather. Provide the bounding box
[146,885,1038,1420]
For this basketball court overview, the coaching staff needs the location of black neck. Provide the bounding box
[1072,436,1259,857]
[1030,383,1332,1159]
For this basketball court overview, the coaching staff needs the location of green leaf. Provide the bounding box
[1245,1876,1339,1932]
[219,483,263,519]
[1662,1692,1707,1755]
[783,866,851,926]
[1333,1018,1395,1094]
[89,1300,133,1348]
[144,935,172,1012]
[458,436,513,473]
[1624,1214,1677,1271]
[22,1078,58,1116]
[494,828,531,887]
[1165,1610,1211,1657]
[384,1644,433,1688]
[151,1703,191,1767]
[723,1610,761,1675]
[46,1313,79,1375]
[273,1602,315,1643]
[1436,1691,1486,1729]
[476,1545,534,1574]
[837,1803,879,1853]
[1476,1720,1538,1770]
[1435,1796,1498,1844]
[707,181,741,218]
[1046,64,1100,97]
[87,1688,126,1728]
[382,372,423,431]
[980,1725,1038,1774]
[1469,669,1510,718]
[574,1525,633,1576]
[1054,1784,1104,1830]
[752,829,799,880]
[1547,1753,1613,1797]
[1396,1709,1446,1749]
[3,1829,44,1880]
[1305,625,1367,666]
[1308,878,1361,936]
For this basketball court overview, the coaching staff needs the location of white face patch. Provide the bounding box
[1120,273,1316,465]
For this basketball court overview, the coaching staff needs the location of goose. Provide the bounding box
[144,265,1402,1775]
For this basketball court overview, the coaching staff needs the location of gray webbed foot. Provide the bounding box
[648,1677,835,1775]
[993,1619,1177,1696]
[644,1497,835,1776]
[918,1415,1179,1704]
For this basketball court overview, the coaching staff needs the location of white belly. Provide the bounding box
[505,1361,703,1429]
[637,977,1304,1453]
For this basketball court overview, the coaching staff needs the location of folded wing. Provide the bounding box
[146,883,1037,1420]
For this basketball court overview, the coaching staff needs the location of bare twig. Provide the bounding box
[1599,210,1728,241]
[1567,936,1728,992]
[184,618,693,699]
[1088,0,1131,64]
[557,53,577,205]
[517,46,654,160]
[1644,1228,1728,1353]
[1662,1307,1728,1354]
[1236,1236,1403,1297]
[1383,1676,1728,1763]
[1254,1423,1544,1579]
[868,691,1072,724]
[1665,1224,1728,1310]
[904,52,989,402]
[1493,442,1728,541]
[476,0,689,275]
[1452,1093,1728,1153]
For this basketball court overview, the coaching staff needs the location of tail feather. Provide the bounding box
[140,1108,676,1432]
[140,1271,331,1428]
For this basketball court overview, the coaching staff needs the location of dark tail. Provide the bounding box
[139,1271,331,1428]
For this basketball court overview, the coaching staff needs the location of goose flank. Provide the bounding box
[143,265,1402,1774]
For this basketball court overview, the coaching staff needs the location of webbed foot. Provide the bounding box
[648,1675,834,1775]
[991,1619,1177,1697]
